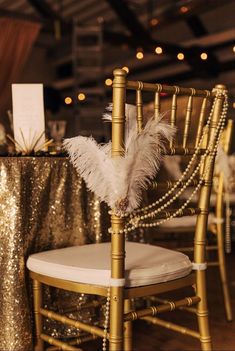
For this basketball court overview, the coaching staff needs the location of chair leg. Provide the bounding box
[216,223,233,321]
[109,286,124,351]
[32,279,44,351]
[124,299,133,351]
[196,271,212,351]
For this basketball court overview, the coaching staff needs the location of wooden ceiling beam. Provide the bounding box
[186,15,208,38]
[104,0,222,78]
[105,0,152,42]
[27,0,60,19]
[105,0,190,57]
[0,7,40,22]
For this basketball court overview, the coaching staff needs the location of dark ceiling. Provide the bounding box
[1,0,235,102]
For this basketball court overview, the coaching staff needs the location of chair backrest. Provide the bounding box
[110,68,228,282]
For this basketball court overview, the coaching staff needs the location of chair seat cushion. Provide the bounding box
[160,213,215,230]
[209,193,235,205]
[180,191,235,206]
[27,242,192,288]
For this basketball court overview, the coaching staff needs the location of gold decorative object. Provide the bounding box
[0,123,6,145]
[211,119,233,320]
[6,130,53,154]
[154,120,233,322]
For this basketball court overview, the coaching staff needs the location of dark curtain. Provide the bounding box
[0,17,41,128]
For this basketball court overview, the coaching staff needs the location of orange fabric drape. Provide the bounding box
[0,17,41,125]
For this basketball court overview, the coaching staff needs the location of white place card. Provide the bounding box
[12,84,46,152]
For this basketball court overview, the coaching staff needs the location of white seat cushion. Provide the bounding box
[27,242,192,288]
[180,191,235,206]
[160,213,215,229]
[210,193,235,206]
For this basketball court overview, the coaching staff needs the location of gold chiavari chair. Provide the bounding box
[27,69,228,351]
[156,120,233,322]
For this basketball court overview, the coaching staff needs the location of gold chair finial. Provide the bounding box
[113,68,127,77]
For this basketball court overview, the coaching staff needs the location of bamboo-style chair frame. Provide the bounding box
[154,120,233,322]
[210,119,233,321]
[29,69,228,351]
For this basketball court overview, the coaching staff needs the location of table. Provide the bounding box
[0,156,108,351]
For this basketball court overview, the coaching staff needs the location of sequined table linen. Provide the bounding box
[0,157,107,351]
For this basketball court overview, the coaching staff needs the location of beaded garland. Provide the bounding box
[102,287,110,351]
[108,89,228,236]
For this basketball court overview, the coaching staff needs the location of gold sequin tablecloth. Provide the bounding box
[0,156,108,351]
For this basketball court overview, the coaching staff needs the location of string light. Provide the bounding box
[200,52,208,60]
[64,97,72,105]
[78,93,86,101]
[232,46,235,53]
[177,52,184,60]
[105,78,112,86]
[155,46,163,55]
[233,102,235,109]
[150,18,159,26]
[122,66,129,73]
[136,51,144,60]
[180,6,189,13]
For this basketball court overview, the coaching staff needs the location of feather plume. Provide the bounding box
[114,115,175,213]
[103,103,138,149]
[63,137,115,203]
[64,112,175,214]
[102,103,112,122]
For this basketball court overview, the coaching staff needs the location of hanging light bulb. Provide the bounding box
[136,50,144,60]
[155,46,163,55]
[200,52,208,60]
[177,52,184,60]
[180,6,189,13]
[150,18,159,26]
[64,97,72,105]
[105,78,112,86]
[78,93,86,101]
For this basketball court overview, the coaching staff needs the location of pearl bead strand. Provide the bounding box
[132,91,224,216]
[108,90,228,235]
[124,92,228,231]
[103,287,110,351]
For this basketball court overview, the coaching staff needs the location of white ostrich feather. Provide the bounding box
[228,154,235,169]
[103,103,138,149]
[63,137,116,204]
[64,112,175,214]
[102,103,113,122]
[115,115,175,212]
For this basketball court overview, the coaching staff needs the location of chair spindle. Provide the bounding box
[195,96,209,148]
[183,90,194,148]
[170,90,178,147]
[136,82,144,133]
[154,91,161,119]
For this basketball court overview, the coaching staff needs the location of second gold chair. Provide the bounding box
[157,120,233,322]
